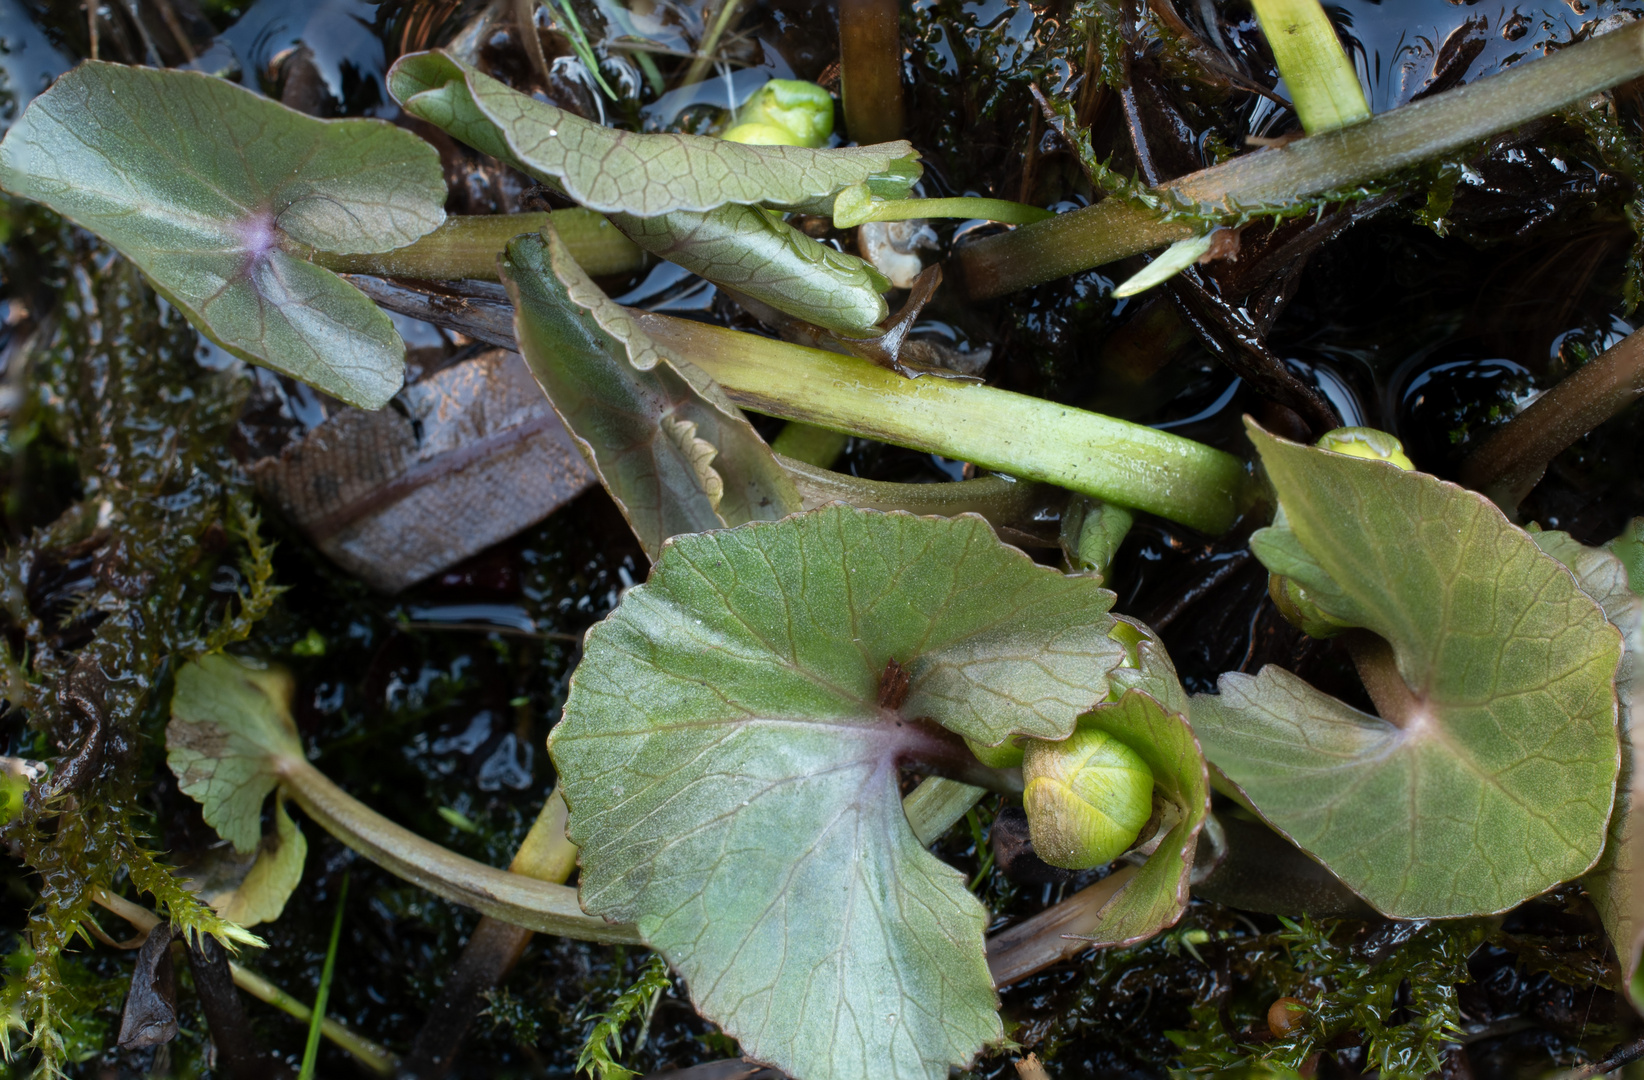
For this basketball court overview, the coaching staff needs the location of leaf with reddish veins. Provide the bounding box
[0,62,446,408]
[1191,422,1622,919]
[550,506,1126,1080]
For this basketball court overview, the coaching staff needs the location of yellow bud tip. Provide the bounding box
[723,122,806,147]
[1021,728,1154,869]
[1314,426,1415,471]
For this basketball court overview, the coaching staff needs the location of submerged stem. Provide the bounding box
[845,197,1055,227]
[1460,326,1644,514]
[313,210,645,281]
[958,21,1644,297]
[838,0,904,145]
[91,889,397,1075]
[780,453,1063,532]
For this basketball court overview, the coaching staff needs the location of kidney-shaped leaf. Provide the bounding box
[389,50,918,216]
[0,62,447,408]
[1191,422,1622,918]
[502,227,800,558]
[549,506,1127,1080]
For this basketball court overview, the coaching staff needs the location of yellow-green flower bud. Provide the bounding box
[732,79,834,148]
[722,121,806,147]
[1021,728,1155,869]
[1269,426,1414,638]
[1313,426,1415,471]
[964,735,1024,770]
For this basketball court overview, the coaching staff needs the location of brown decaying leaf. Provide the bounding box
[252,348,594,593]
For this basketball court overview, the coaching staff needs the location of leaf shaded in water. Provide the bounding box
[0,62,446,408]
[550,505,1128,1080]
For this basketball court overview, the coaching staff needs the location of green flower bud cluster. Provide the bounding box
[722,79,835,148]
[1269,426,1415,638]
[1020,728,1155,869]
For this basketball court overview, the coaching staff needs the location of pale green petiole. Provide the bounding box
[833,184,1056,229]
[1251,0,1370,135]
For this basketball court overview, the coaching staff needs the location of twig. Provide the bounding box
[1550,1034,1644,1080]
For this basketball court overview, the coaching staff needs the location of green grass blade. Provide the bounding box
[299,874,350,1080]
[1250,0,1370,134]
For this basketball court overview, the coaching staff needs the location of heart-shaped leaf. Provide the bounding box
[549,505,1127,1080]
[1537,527,1644,1005]
[1191,422,1623,918]
[502,227,800,558]
[204,793,308,929]
[389,50,918,217]
[0,62,447,408]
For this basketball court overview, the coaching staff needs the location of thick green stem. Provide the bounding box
[277,758,642,944]
[772,422,850,467]
[313,210,645,281]
[641,314,1257,533]
[842,197,1055,227]
[958,20,1644,298]
[904,778,987,846]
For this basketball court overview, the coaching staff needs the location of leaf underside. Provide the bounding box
[502,227,799,559]
[550,506,1126,1080]
[389,50,919,217]
[0,62,447,408]
[1193,424,1622,919]
[168,654,305,855]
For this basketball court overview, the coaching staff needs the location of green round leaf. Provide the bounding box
[0,62,448,408]
[550,506,1126,1080]
[1193,423,1623,918]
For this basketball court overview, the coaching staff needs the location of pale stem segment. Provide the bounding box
[313,210,646,281]
[957,21,1644,298]
[90,889,398,1075]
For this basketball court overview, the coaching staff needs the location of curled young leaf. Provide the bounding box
[0,62,447,408]
[1075,618,1206,946]
[388,50,918,216]
[1192,422,1623,919]
[501,227,800,558]
[549,505,1127,1080]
